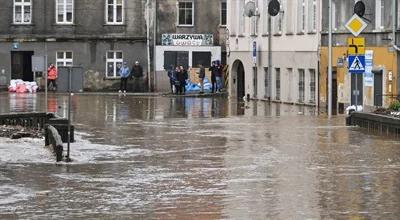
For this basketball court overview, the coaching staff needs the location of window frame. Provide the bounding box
[106,0,124,25]
[220,0,227,27]
[56,0,74,24]
[13,0,32,24]
[177,0,194,27]
[106,51,124,78]
[56,51,74,67]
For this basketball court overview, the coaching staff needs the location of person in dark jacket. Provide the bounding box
[180,65,188,94]
[175,67,184,95]
[209,61,218,93]
[131,61,143,92]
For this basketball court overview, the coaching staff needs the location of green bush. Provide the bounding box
[389,101,400,111]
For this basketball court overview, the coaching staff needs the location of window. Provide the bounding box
[106,0,123,24]
[56,51,73,67]
[273,0,283,34]
[56,0,73,24]
[14,0,32,24]
[309,69,316,103]
[264,67,270,98]
[275,68,281,100]
[307,0,316,33]
[106,51,123,78]
[178,1,193,26]
[262,0,269,35]
[193,52,211,68]
[239,0,245,34]
[298,69,305,103]
[332,0,337,31]
[297,0,306,33]
[286,0,294,33]
[221,1,227,26]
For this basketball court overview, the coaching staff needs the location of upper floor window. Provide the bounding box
[56,0,74,24]
[56,51,73,67]
[106,51,123,78]
[307,0,317,33]
[106,0,123,24]
[178,1,193,26]
[220,1,227,26]
[14,0,32,24]
[297,0,306,33]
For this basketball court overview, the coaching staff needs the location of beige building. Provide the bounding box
[227,0,321,106]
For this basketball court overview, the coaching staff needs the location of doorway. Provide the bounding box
[351,73,363,106]
[231,60,245,100]
[326,69,338,115]
[373,70,383,107]
[11,51,34,81]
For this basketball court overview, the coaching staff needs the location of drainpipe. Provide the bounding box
[153,0,157,92]
[393,0,398,51]
[146,0,151,92]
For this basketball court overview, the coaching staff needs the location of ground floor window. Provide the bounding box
[298,69,305,103]
[106,51,123,78]
[164,51,189,69]
[309,69,316,103]
[275,68,280,100]
[192,52,211,68]
[56,51,73,67]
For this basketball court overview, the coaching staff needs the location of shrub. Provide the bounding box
[389,100,400,111]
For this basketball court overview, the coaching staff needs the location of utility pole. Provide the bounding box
[328,0,333,118]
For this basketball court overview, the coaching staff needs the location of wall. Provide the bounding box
[320,47,398,109]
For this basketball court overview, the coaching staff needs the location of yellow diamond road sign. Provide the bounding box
[345,14,367,37]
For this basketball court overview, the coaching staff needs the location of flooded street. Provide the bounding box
[0,93,399,219]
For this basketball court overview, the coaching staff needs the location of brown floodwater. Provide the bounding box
[0,93,399,219]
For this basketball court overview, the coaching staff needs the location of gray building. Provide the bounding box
[0,0,148,91]
[153,0,227,92]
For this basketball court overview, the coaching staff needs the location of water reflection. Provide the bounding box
[0,93,399,219]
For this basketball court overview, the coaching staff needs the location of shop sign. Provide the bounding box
[161,34,213,46]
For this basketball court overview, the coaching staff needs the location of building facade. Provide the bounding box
[0,0,148,91]
[320,0,399,113]
[153,0,227,92]
[227,0,321,106]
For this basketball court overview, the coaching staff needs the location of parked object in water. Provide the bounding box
[8,79,38,93]
[346,105,363,115]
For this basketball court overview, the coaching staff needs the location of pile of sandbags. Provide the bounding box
[8,79,38,93]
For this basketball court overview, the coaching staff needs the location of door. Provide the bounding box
[351,73,363,106]
[237,61,245,100]
[326,69,338,115]
[11,51,34,81]
[373,70,383,106]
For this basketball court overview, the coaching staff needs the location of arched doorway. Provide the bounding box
[231,60,245,100]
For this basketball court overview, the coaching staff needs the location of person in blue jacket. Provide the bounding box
[119,62,130,94]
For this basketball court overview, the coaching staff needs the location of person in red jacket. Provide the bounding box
[47,63,58,91]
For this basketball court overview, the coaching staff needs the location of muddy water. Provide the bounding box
[0,93,399,219]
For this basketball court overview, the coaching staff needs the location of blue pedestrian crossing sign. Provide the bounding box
[348,55,365,73]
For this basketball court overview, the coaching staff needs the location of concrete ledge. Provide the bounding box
[347,112,400,136]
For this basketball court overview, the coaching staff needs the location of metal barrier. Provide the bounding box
[347,112,400,137]
[0,112,53,128]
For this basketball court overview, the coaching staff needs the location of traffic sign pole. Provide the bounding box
[328,0,332,118]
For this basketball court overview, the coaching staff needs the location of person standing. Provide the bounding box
[215,60,223,92]
[119,62,130,94]
[180,65,188,94]
[209,61,218,93]
[47,64,58,91]
[197,64,205,94]
[167,65,175,94]
[131,61,144,92]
